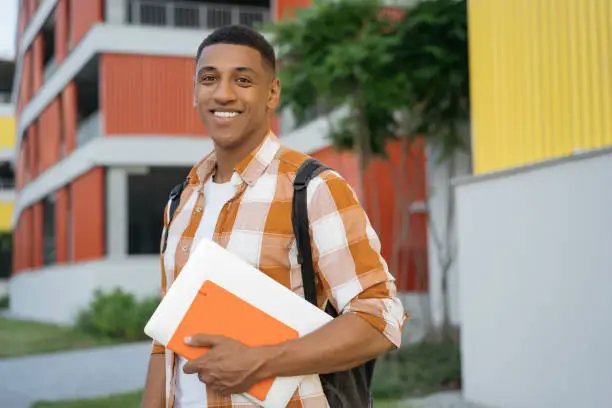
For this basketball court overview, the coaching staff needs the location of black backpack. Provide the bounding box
[161,158,376,407]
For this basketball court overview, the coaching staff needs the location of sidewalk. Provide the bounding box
[407,391,493,408]
[0,341,491,408]
[0,341,151,408]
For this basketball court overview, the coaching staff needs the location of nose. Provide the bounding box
[213,78,236,105]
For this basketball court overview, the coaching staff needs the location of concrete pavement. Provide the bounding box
[0,342,491,408]
[0,341,151,408]
[406,391,493,408]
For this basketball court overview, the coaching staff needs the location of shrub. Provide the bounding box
[372,340,462,399]
[0,294,8,308]
[76,288,161,342]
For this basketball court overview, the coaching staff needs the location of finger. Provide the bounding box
[183,360,201,374]
[184,334,226,347]
[198,371,213,385]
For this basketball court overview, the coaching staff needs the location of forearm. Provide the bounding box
[141,353,166,408]
[258,313,393,379]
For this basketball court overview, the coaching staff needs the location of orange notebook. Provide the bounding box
[144,238,333,408]
[166,280,299,401]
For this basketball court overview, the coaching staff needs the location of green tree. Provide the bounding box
[268,0,405,219]
[393,0,470,342]
[268,0,470,342]
[394,0,470,156]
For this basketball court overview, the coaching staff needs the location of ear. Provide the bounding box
[266,77,281,112]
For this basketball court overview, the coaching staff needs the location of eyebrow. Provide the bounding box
[197,66,258,76]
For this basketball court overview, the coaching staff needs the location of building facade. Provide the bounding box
[10,0,429,324]
[458,1,612,407]
[0,59,15,292]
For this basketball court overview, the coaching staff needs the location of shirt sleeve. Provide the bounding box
[306,170,409,348]
[151,202,170,355]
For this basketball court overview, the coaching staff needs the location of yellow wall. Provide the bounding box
[0,116,15,148]
[0,114,15,232]
[0,202,13,232]
[468,0,612,174]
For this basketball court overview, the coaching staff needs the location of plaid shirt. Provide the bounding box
[152,132,408,408]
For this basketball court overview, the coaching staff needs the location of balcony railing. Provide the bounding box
[77,111,102,147]
[127,1,270,30]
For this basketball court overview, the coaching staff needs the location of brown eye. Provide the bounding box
[236,77,252,85]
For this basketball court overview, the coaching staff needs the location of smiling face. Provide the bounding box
[195,43,280,152]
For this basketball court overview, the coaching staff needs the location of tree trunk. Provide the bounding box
[389,136,409,279]
[354,91,379,232]
[426,150,458,344]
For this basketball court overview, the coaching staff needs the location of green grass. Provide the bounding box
[31,390,143,408]
[376,400,414,408]
[372,340,461,399]
[0,316,121,358]
[30,390,411,408]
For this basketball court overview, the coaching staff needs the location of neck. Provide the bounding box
[213,128,269,183]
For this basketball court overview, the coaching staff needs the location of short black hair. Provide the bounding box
[196,25,276,72]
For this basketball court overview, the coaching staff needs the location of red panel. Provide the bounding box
[22,208,33,270]
[28,0,38,16]
[16,141,26,190]
[62,82,77,154]
[38,109,50,172]
[269,114,280,137]
[32,203,44,268]
[310,139,428,292]
[18,50,31,115]
[39,98,62,172]
[33,35,43,92]
[55,0,68,63]
[27,123,38,179]
[69,0,103,47]
[101,54,203,135]
[55,188,68,263]
[71,168,105,262]
[275,0,311,20]
[23,50,32,103]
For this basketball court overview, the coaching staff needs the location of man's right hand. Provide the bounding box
[141,353,165,408]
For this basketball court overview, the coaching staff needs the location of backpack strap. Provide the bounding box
[161,179,188,254]
[292,158,330,306]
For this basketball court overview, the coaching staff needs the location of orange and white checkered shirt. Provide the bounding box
[152,132,407,408]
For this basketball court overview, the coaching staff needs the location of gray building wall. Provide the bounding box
[455,148,612,408]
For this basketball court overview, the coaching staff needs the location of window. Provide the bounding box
[42,195,56,265]
[128,167,190,255]
[0,233,11,279]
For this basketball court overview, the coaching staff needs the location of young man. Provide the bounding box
[141,25,407,408]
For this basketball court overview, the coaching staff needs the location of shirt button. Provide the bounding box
[182,245,189,252]
[195,207,202,213]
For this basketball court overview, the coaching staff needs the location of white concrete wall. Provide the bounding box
[105,0,127,24]
[9,256,161,324]
[456,148,612,408]
[426,145,471,328]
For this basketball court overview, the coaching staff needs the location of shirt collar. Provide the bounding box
[187,131,281,187]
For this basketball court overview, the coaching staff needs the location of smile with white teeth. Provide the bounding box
[214,111,240,118]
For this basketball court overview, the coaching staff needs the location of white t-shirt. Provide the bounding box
[173,177,236,408]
